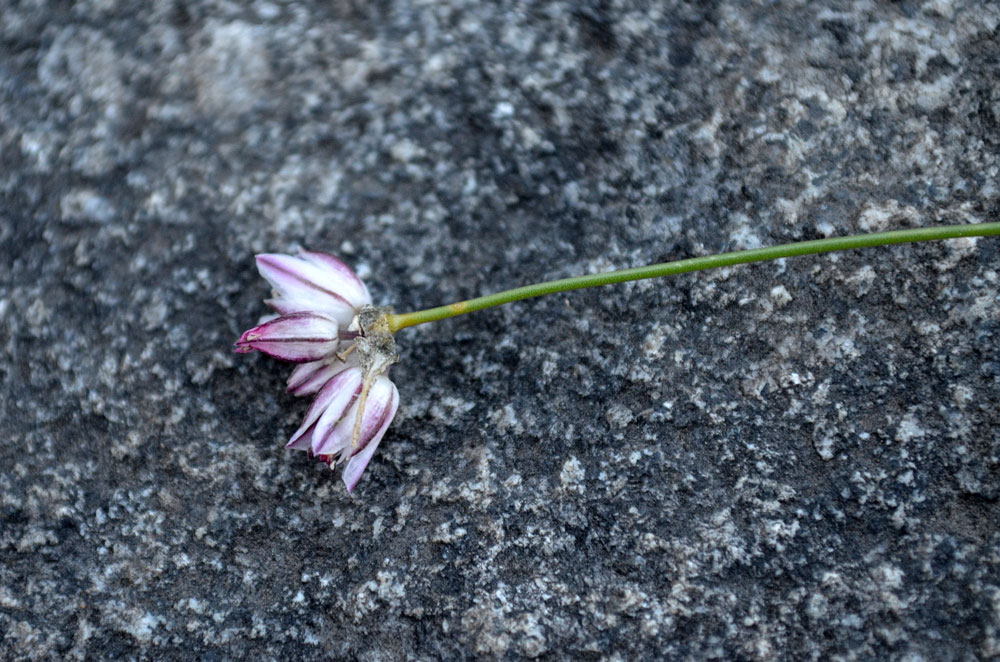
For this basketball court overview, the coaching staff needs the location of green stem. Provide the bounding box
[386,223,1000,333]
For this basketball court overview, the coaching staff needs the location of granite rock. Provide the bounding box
[2,1,1000,660]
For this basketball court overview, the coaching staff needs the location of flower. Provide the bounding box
[236,251,399,491]
[285,362,400,491]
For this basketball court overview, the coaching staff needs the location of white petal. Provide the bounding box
[313,399,358,458]
[342,379,399,491]
[235,312,339,362]
[286,352,360,396]
[287,368,361,446]
[310,369,363,453]
[316,376,395,459]
[301,252,370,302]
[256,253,371,325]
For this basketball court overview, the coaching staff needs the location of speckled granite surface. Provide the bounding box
[3,2,1000,660]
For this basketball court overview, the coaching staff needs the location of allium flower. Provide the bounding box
[232,226,1000,496]
[236,252,399,491]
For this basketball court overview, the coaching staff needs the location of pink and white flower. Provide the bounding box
[236,251,399,491]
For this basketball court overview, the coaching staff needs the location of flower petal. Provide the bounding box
[286,353,360,396]
[342,378,399,492]
[347,377,397,453]
[315,376,396,459]
[234,312,340,362]
[256,253,371,325]
[301,252,370,301]
[310,369,363,453]
[285,423,315,451]
[286,367,362,447]
[311,403,356,458]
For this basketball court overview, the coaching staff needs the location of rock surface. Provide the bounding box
[2,2,1000,660]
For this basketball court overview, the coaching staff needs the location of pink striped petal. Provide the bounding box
[301,252,370,300]
[342,380,399,492]
[346,377,397,455]
[312,409,354,458]
[234,312,339,362]
[264,297,354,323]
[255,253,371,325]
[310,370,363,454]
[286,367,362,447]
[314,376,395,459]
[285,423,315,451]
[286,353,360,396]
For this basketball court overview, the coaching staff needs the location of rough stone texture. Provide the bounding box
[2,1,1000,660]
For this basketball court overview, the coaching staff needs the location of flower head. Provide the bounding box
[236,251,398,491]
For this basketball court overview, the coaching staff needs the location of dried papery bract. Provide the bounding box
[353,305,399,384]
[350,305,399,447]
